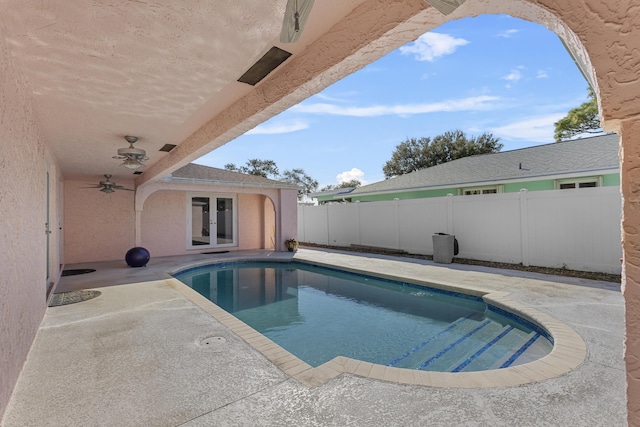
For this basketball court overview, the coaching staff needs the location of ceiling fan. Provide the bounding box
[113,135,148,170]
[280,0,315,43]
[84,175,134,193]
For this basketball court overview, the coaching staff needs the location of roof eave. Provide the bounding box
[161,176,300,190]
[350,167,619,197]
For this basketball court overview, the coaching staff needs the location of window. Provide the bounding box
[460,185,502,195]
[556,176,601,190]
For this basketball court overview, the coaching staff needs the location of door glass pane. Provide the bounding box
[216,197,234,244]
[191,197,210,246]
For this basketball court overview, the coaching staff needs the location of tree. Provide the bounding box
[320,180,362,192]
[383,130,502,178]
[224,159,279,178]
[225,159,318,200]
[280,168,319,200]
[554,88,601,141]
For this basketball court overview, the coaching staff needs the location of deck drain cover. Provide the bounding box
[62,268,96,276]
[199,336,227,351]
[49,290,101,307]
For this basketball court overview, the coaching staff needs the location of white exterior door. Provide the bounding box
[187,193,237,249]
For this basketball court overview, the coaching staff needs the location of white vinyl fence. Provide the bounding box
[298,187,622,274]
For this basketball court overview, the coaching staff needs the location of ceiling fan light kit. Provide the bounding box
[113,135,148,170]
[84,174,134,193]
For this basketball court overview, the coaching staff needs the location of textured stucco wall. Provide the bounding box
[140,190,276,256]
[238,193,273,250]
[141,190,186,257]
[621,119,640,427]
[0,24,51,418]
[264,196,276,250]
[63,180,135,263]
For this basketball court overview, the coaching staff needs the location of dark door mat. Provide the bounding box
[201,251,230,254]
[62,268,96,276]
[49,290,101,307]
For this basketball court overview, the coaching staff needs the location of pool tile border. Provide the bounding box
[165,261,587,389]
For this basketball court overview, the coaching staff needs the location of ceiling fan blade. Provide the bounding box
[424,0,467,15]
[280,0,314,43]
[82,185,103,188]
[114,186,134,191]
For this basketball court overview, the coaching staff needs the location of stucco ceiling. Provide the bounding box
[3,0,608,187]
[1,0,377,182]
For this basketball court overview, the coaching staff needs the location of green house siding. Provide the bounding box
[349,173,620,202]
[352,188,455,202]
[503,180,555,192]
[603,173,620,186]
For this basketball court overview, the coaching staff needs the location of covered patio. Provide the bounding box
[2,249,625,425]
[1,0,638,424]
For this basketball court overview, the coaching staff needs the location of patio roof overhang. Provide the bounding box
[0,0,438,188]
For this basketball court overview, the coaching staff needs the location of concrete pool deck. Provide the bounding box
[2,248,627,426]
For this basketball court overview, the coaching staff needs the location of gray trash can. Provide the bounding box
[432,233,456,264]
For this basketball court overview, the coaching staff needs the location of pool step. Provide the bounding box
[387,317,550,372]
[451,328,537,372]
[388,317,490,369]
[421,322,521,372]
[490,332,548,369]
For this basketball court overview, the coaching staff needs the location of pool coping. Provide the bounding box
[164,256,587,389]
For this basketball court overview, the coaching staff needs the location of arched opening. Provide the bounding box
[190,1,636,422]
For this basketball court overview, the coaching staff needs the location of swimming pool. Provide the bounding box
[173,261,553,372]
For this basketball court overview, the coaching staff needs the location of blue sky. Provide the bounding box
[194,14,590,188]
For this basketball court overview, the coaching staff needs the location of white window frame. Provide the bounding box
[555,176,602,190]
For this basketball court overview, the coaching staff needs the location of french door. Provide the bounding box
[187,193,237,249]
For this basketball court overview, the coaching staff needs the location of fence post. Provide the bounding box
[298,205,304,242]
[325,204,330,246]
[356,202,362,245]
[394,198,401,249]
[519,189,530,267]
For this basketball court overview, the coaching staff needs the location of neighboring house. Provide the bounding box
[308,187,356,204]
[63,163,299,263]
[334,134,619,203]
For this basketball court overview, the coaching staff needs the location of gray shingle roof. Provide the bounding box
[351,134,620,196]
[168,163,298,189]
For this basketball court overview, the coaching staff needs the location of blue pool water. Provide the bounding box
[173,261,552,371]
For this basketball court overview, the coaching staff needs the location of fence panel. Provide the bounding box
[451,193,523,264]
[298,187,622,274]
[327,203,360,247]
[299,205,329,245]
[358,201,398,249]
[397,198,448,255]
[526,187,621,272]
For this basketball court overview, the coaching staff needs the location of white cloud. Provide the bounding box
[490,113,566,143]
[536,70,549,79]
[246,120,308,135]
[313,91,357,103]
[336,168,367,185]
[399,32,469,62]
[291,95,500,117]
[497,29,519,38]
[503,68,522,82]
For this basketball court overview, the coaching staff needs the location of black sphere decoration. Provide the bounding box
[125,247,150,268]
